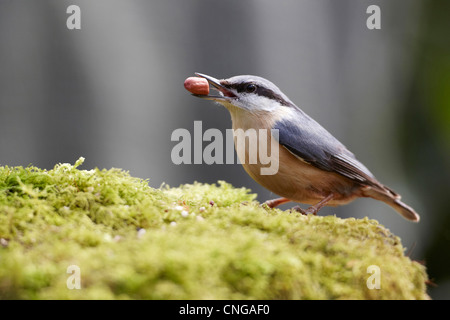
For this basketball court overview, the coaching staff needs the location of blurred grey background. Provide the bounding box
[0,0,449,299]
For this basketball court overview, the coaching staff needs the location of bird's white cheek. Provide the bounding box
[243,96,281,112]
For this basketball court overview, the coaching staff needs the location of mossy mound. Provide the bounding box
[0,158,428,299]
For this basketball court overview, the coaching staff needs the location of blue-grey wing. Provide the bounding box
[273,113,379,186]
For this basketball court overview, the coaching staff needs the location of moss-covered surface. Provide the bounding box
[0,158,428,299]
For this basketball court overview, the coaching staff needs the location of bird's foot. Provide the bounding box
[290,206,317,215]
[291,194,335,216]
[262,197,291,209]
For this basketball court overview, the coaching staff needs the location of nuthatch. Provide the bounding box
[189,73,420,222]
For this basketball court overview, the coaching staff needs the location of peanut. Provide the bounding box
[184,77,209,95]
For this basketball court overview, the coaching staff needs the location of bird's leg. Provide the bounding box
[292,194,335,215]
[262,197,291,209]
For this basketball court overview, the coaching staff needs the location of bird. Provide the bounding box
[188,72,420,222]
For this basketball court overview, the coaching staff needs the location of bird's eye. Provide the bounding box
[246,83,257,93]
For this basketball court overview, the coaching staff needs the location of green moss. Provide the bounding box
[0,158,428,299]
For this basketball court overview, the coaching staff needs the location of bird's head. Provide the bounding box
[193,73,295,113]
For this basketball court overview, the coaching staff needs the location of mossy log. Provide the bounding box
[0,158,428,299]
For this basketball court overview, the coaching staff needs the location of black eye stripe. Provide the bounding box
[236,83,255,93]
[255,87,291,106]
[221,81,294,107]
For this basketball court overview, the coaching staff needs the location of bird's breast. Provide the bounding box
[228,108,358,205]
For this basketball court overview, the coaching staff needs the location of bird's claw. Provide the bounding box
[260,203,271,210]
[291,206,317,215]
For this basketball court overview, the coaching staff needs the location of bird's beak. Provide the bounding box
[193,72,236,101]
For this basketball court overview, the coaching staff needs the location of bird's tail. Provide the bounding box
[361,186,420,222]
